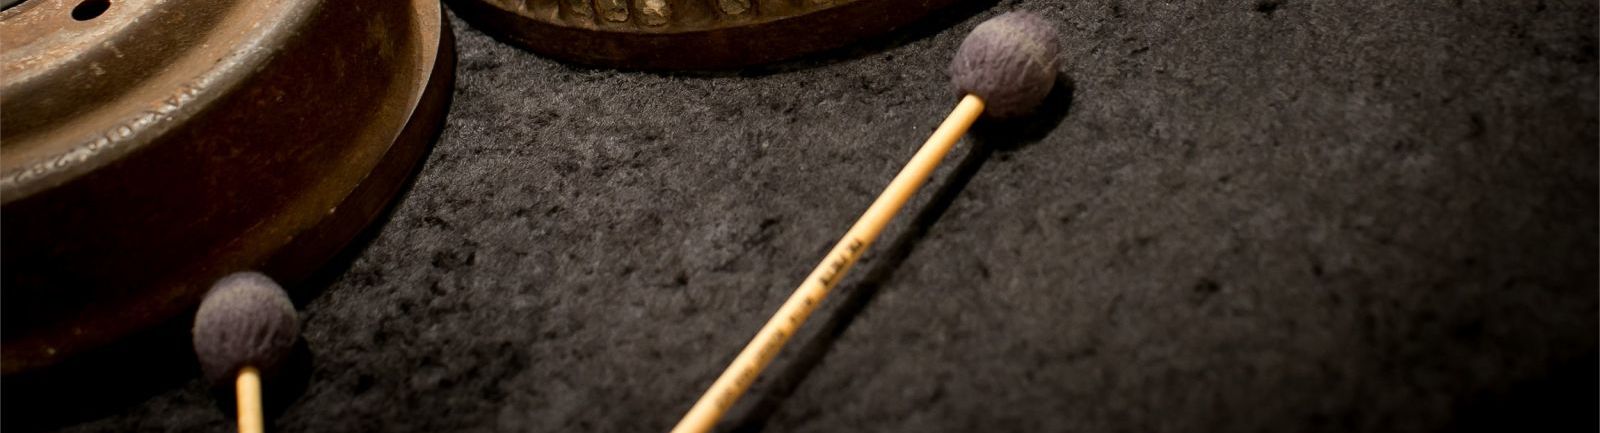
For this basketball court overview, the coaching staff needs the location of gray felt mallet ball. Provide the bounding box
[949,11,1061,118]
[193,271,298,433]
[192,271,300,384]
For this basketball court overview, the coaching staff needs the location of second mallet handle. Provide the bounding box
[671,94,986,433]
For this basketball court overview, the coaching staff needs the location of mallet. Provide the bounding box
[192,272,301,433]
[671,12,1060,433]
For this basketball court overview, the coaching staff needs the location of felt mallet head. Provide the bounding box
[192,272,300,385]
[948,12,1061,118]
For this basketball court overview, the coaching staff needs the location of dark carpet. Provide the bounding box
[21,0,1600,431]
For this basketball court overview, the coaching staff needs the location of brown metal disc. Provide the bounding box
[0,0,456,374]
[450,0,971,69]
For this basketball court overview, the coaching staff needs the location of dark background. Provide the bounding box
[15,0,1600,431]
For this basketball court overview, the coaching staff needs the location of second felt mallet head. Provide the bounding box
[950,11,1062,118]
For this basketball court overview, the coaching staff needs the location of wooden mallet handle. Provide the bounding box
[671,94,986,433]
[237,366,264,433]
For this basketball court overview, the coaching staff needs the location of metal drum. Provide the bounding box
[0,0,456,373]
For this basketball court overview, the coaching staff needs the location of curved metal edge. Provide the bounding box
[253,1,457,295]
[447,0,967,69]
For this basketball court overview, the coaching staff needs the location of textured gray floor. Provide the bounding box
[37,0,1600,431]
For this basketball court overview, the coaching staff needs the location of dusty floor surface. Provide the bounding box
[9,0,1598,432]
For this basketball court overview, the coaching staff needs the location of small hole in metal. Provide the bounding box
[71,0,108,21]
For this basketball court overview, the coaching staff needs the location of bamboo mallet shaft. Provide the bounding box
[671,11,1063,431]
[237,366,265,433]
[670,94,986,433]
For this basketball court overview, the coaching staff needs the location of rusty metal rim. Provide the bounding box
[448,0,969,69]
